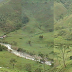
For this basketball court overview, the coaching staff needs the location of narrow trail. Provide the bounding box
[0,43,52,66]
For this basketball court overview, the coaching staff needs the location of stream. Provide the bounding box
[0,43,52,66]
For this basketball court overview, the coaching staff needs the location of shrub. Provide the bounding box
[39,35,43,39]
[48,28,54,32]
[70,56,72,60]
[17,48,26,52]
[25,63,32,72]
[38,52,44,58]
[22,16,29,24]
[0,44,7,51]
[28,40,31,46]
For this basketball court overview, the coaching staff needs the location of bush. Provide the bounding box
[65,33,72,41]
[38,52,44,58]
[48,28,54,32]
[22,16,29,24]
[0,44,7,51]
[25,63,32,72]
[70,56,72,60]
[39,35,43,39]
[28,40,31,46]
[17,48,26,52]
[51,63,54,67]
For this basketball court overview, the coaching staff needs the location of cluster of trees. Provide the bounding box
[0,0,30,34]
[0,44,7,51]
[0,12,22,33]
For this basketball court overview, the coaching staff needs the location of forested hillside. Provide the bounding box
[0,0,54,34]
[0,0,22,33]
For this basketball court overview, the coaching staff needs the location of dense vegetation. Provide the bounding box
[0,44,7,51]
[0,0,22,33]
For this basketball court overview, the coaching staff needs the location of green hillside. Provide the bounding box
[0,0,72,72]
[54,2,67,20]
[0,0,54,72]
[54,1,72,72]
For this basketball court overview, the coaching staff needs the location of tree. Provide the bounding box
[55,43,70,68]
[0,45,2,51]
[10,58,17,68]
[25,63,32,72]
[39,35,43,39]
[17,48,23,52]
[38,52,44,58]
[0,44,7,51]
[70,56,72,60]
[28,40,31,46]
[22,16,29,24]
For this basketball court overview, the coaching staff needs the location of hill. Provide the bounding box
[54,1,67,21]
[0,0,72,72]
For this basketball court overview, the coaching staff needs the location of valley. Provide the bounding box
[0,0,72,72]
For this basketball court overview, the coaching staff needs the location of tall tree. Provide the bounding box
[10,58,17,69]
[55,43,71,68]
[25,63,32,72]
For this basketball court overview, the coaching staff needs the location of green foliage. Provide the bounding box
[0,44,7,51]
[58,30,67,36]
[17,48,26,52]
[39,35,43,39]
[65,33,72,40]
[38,52,44,58]
[54,43,71,68]
[10,58,17,69]
[34,68,41,72]
[0,0,22,33]
[28,40,31,46]
[70,56,72,60]
[0,0,72,72]
[22,16,29,24]
[25,63,32,72]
